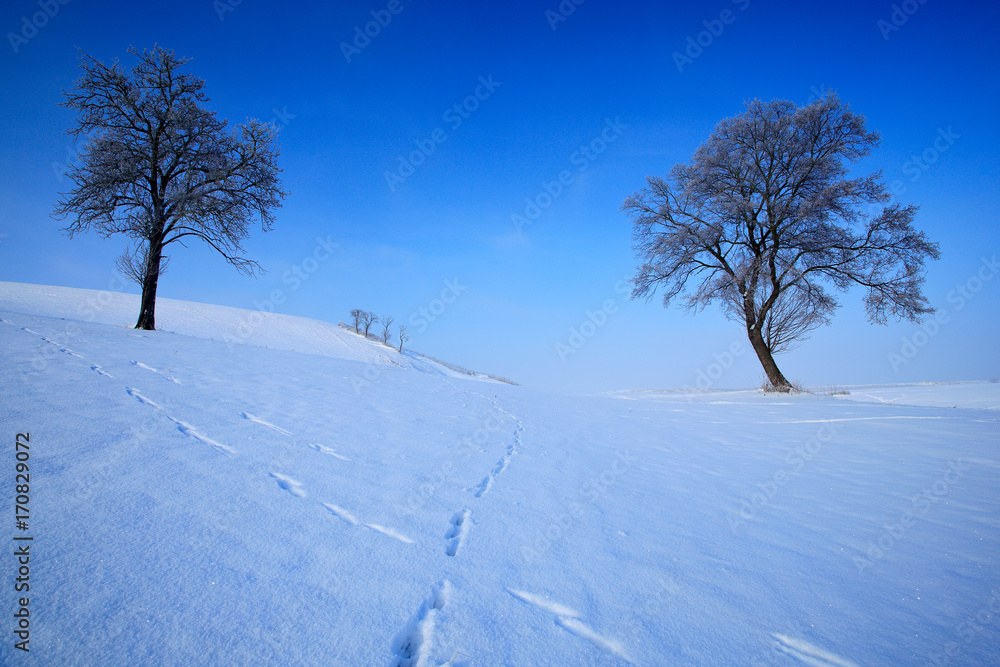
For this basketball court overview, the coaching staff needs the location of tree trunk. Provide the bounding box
[134,240,162,330]
[747,327,792,392]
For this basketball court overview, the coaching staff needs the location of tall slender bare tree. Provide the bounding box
[53,46,287,330]
[625,93,939,391]
[381,316,394,345]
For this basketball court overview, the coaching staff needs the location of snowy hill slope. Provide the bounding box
[0,281,469,377]
[1,283,999,666]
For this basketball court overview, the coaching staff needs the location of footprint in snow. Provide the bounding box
[308,443,350,461]
[243,411,292,436]
[771,634,859,667]
[506,588,632,662]
[321,503,413,543]
[269,472,306,497]
[445,509,471,557]
[392,581,452,667]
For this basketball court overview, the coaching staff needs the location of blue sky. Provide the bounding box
[1,0,997,392]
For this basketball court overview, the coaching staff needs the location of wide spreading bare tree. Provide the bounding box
[625,93,939,391]
[53,46,287,330]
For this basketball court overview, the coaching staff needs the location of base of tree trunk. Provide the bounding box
[748,330,793,392]
[761,377,794,393]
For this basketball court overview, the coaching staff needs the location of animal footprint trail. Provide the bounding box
[39,336,84,358]
[445,509,471,557]
[473,438,517,498]
[771,634,860,667]
[308,443,350,461]
[90,364,113,378]
[131,361,182,384]
[124,384,236,455]
[507,588,632,663]
[168,416,237,455]
[126,387,162,410]
[242,411,293,436]
[392,581,452,667]
[322,503,358,525]
[322,503,414,544]
[470,395,524,498]
[366,523,415,544]
[270,472,306,498]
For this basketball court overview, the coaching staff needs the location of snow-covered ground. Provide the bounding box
[1,282,998,666]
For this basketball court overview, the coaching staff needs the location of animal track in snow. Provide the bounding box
[365,523,415,544]
[131,361,181,384]
[39,336,84,358]
[469,395,523,498]
[506,588,631,662]
[242,411,293,436]
[771,634,859,667]
[392,581,452,667]
[90,364,113,378]
[269,472,306,497]
[123,387,235,455]
[322,503,359,525]
[126,387,162,410]
[322,503,413,543]
[308,443,350,461]
[445,509,471,557]
[166,416,236,455]
[473,442,516,498]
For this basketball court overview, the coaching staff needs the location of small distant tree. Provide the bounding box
[360,311,378,338]
[350,308,363,333]
[625,93,939,391]
[381,316,394,345]
[397,324,408,353]
[53,46,287,330]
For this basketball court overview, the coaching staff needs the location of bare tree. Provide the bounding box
[53,46,287,330]
[397,324,408,353]
[625,93,939,391]
[350,308,364,333]
[381,316,394,345]
[360,311,378,338]
[115,239,171,285]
